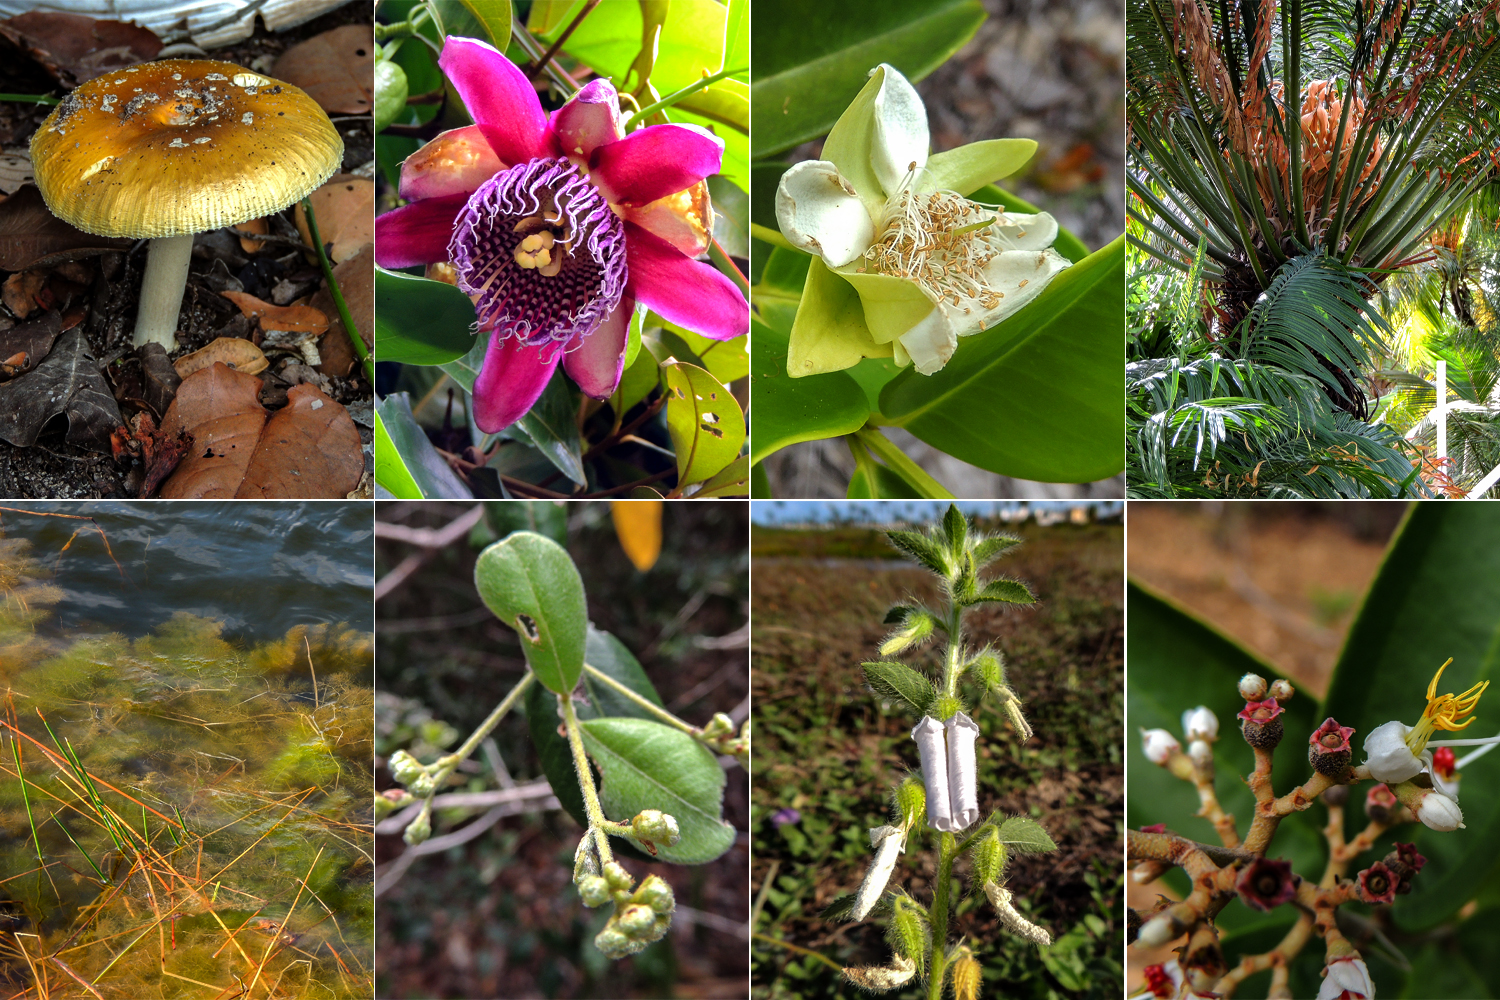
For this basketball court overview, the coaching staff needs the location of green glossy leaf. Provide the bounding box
[474,531,587,695]
[438,326,486,392]
[847,459,922,498]
[663,362,745,486]
[677,80,749,133]
[526,626,664,864]
[374,394,473,498]
[751,460,770,497]
[1127,581,1325,937]
[430,0,512,49]
[622,303,645,371]
[879,234,1126,482]
[751,0,985,157]
[693,454,750,497]
[514,369,586,486]
[581,717,736,864]
[707,175,748,259]
[484,500,566,546]
[722,0,747,80]
[374,57,408,133]
[525,0,574,32]
[375,266,477,365]
[861,661,934,715]
[612,341,661,418]
[994,815,1057,853]
[1321,506,1500,931]
[535,0,726,94]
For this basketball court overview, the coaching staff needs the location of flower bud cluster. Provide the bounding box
[591,870,676,959]
[629,809,681,854]
[697,713,750,765]
[1181,706,1218,768]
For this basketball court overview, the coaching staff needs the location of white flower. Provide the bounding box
[910,713,981,832]
[1317,955,1374,999]
[911,716,953,829]
[851,824,906,920]
[1181,706,1218,741]
[1363,720,1426,784]
[775,63,1069,376]
[1140,728,1180,765]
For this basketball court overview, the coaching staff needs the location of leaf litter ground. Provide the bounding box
[0,6,373,498]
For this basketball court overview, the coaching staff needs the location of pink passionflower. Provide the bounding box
[375,37,748,431]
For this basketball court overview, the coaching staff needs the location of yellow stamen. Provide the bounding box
[514,231,557,271]
[1405,658,1487,755]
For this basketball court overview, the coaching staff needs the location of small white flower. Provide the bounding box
[1181,706,1218,741]
[1317,955,1374,1000]
[851,824,906,920]
[1363,720,1425,784]
[1238,673,1268,701]
[1140,728,1180,765]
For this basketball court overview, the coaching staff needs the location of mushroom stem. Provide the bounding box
[132,234,195,350]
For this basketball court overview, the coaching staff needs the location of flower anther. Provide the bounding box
[1405,657,1487,756]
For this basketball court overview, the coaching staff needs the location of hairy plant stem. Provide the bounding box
[559,692,617,864]
[427,672,535,793]
[928,832,957,1000]
[581,663,704,738]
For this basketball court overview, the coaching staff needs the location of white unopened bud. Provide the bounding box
[851,825,905,921]
[1136,910,1178,948]
[1189,739,1213,768]
[1181,706,1218,741]
[1140,728,1180,765]
[1317,955,1374,1000]
[1238,673,1267,700]
[1269,679,1294,701]
[983,883,1051,946]
[1404,785,1464,831]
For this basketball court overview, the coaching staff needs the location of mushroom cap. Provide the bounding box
[30,59,344,239]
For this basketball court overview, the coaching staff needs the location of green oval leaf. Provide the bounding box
[374,394,473,499]
[664,361,745,487]
[375,266,477,365]
[879,234,1126,482]
[581,716,736,864]
[861,660,934,715]
[374,58,408,133]
[751,0,985,158]
[474,531,587,695]
[994,815,1057,854]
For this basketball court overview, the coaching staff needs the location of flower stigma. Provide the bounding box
[1404,657,1487,756]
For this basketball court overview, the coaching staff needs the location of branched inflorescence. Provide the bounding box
[1130,662,1493,999]
[836,506,1061,1000]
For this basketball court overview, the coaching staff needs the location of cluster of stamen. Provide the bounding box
[1405,658,1488,755]
[860,182,1005,315]
[450,157,626,348]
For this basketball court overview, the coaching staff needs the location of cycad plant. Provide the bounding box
[1127,0,1500,433]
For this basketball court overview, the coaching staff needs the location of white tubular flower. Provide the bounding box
[1181,706,1218,741]
[945,712,981,831]
[774,63,1069,377]
[851,825,906,921]
[911,716,954,830]
[1363,720,1425,784]
[1140,728,1180,765]
[1317,955,1374,999]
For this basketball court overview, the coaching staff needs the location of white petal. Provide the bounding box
[911,716,954,830]
[851,825,905,920]
[1318,957,1374,1000]
[945,712,980,831]
[945,247,1069,336]
[1364,720,1424,783]
[869,64,929,198]
[775,160,875,268]
[990,211,1059,251]
[898,307,958,376]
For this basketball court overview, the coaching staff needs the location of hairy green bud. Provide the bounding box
[970,650,1005,689]
[887,896,930,974]
[930,694,963,723]
[618,903,656,936]
[577,875,612,908]
[880,608,937,656]
[387,749,425,786]
[1003,697,1034,742]
[636,874,675,915]
[951,950,982,1000]
[406,772,437,797]
[894,774,926,833]
[594,926,636,959]
[402,810,431,847]
[702,713,734,739]
[630,809,681,848]
[971,827,1007,886]
[603,861,634,892]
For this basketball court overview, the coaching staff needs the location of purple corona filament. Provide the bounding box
[449,157,627,351]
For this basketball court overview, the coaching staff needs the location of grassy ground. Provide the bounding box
[750,520,1123,1000]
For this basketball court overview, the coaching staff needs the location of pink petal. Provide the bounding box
[439,36,555,165]
[552,79,624,161]
[473,337,561,433]
[624,222,747,341]
[374,195,468,268]
[622,180,712,257]
[590,124,724,207]
[400,125,504,202]
[563,297,634,399]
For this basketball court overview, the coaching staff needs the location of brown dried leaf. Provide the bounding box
[158,363,267,498]
[0,185,132,272]
[271,24,373,114]
[2,269,43,319]
[0,327,121,449]
[313,244,374,378]
[0,309,61,380]
[234,217,269,255]
[0,12,162,87]
[219,291,329,334]
[174,337,269,379]
[236,384,362,498]
[295,175,374,263]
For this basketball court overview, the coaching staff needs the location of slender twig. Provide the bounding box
[559,692,616,865]
[753,933,846,972]
[853,427,956,500]
[628,67,748,122]
[301,197,375,385]
[526,0,600,81]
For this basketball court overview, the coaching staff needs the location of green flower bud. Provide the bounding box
[637,874,675,914]
[702,713,734,739]
[603,861,634,892]
[930,694,963,723]
[971,827,1006,886]
[578,875,612,908]
[618,903,656,937]
[894,774,926,833]
[407,772,437,797]
[971,650,1004,689]
[630,809,681,847]
[652,912,671,938]
[387,749,425,786]
[880,608,936,656]
[375,788,412,820]
[594,926,637,959]
[952,951,982,1000]
[888,897,929,974]
[1003,698,1034,742]
[402,810,431,846]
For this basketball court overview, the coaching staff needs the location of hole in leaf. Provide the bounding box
[516,614,540,643]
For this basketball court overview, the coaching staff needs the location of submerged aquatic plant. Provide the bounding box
[0,534,373,998]
[379,528,746,960]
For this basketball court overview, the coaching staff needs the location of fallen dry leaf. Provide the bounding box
[0,149,33,195]
[234,217,269,255]
[236,384,362,498]
[296,175,374,264]
[174,337,268,379]
[158,364,267,498]
[219,291,329,334]
[0,12,162,87]
[0,184,132,271]
[2,269,44,319]
[0,309,61,380]
[313,244,374,378]
[271,24,373,114]
[0,327,121,449]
